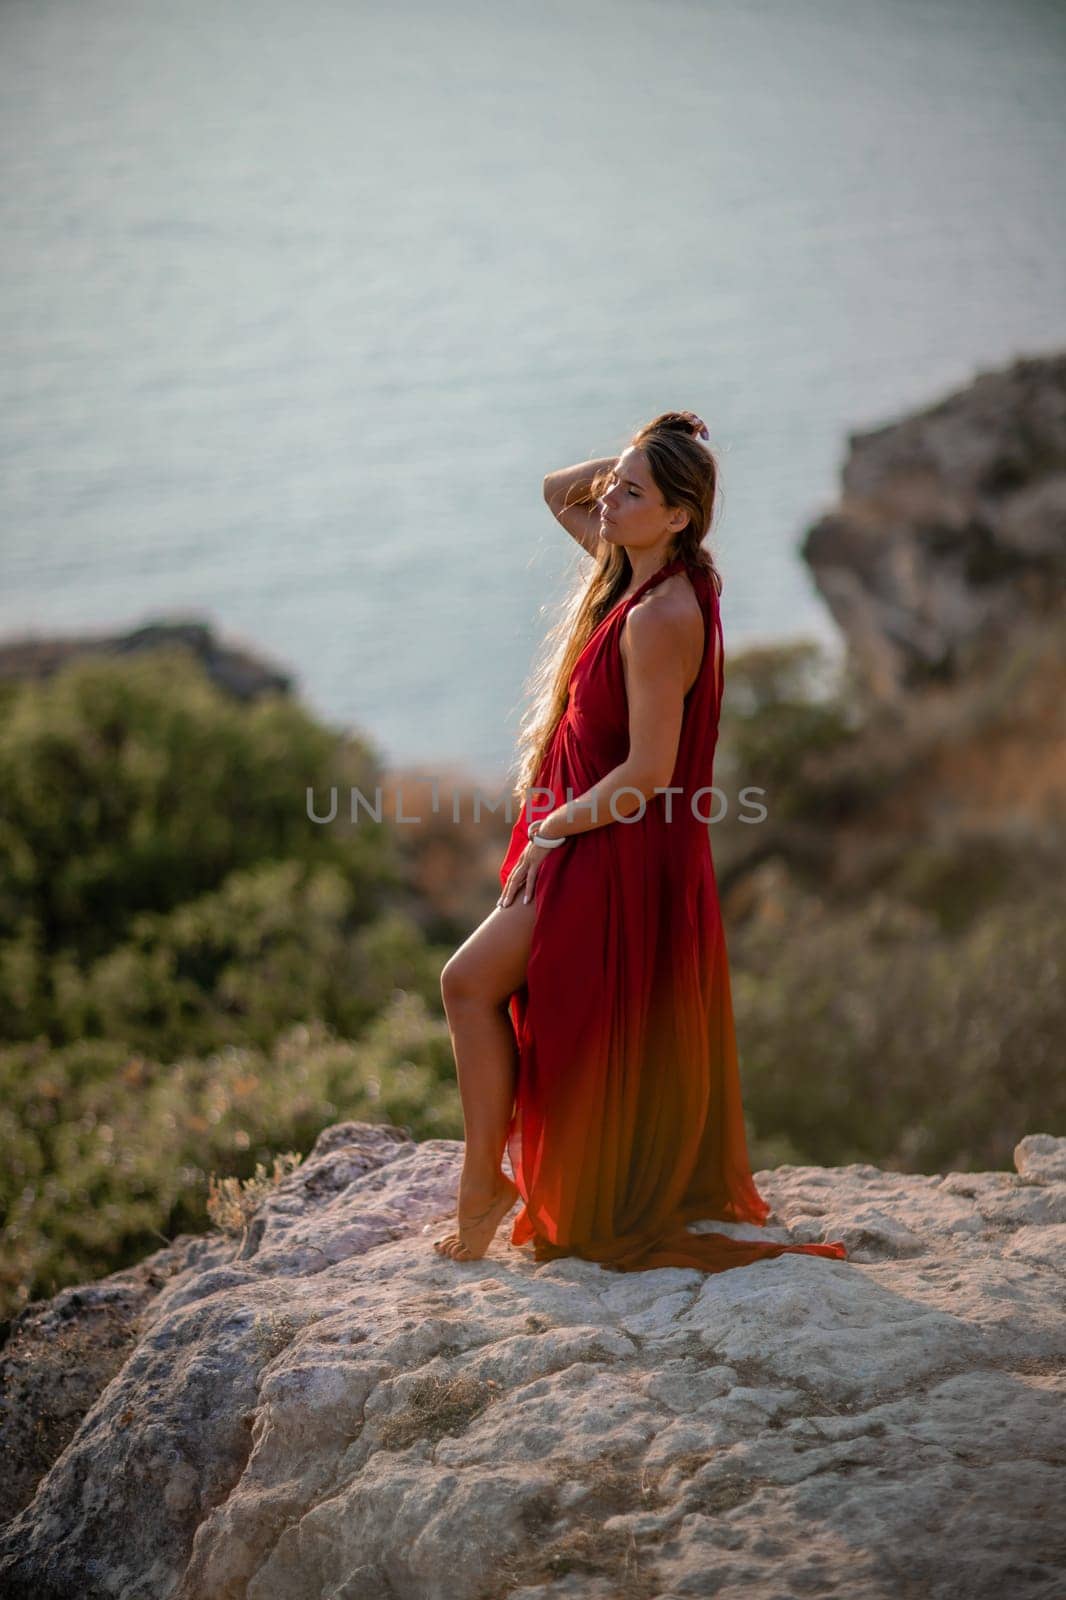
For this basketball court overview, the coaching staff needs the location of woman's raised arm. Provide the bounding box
[542,456,616,556]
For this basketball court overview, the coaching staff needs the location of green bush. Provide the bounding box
[718,640,865,822]
[46,859,449,1057]
[0,648,397,977]
[0,651,464,1321]
[735,881,1066,1174]
[0,995,461,1322]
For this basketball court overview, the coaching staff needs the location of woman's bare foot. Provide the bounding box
[430,1174,520,1262]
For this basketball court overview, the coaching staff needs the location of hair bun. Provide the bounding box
[644,412,704,437]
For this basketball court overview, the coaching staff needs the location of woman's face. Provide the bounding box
[597,446,680,549]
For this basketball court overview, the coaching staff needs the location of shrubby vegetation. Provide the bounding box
[46,865,447,1058]
[733,881,1066,1174]
[0,651,459,1321]
[0,649,397,992]
[0,637,1061,1324]
[0,999,461,1322]
[716,639,870,821]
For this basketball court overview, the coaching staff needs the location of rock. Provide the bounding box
[802,351,1066,704]
[0,1236,214,1525]
[1016,1132,1066,1185]
[1,1122,1064,1600]
[0,618,293,703]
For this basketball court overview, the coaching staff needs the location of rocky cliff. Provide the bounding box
[0,619,293,704]
[802,351,1066,705]
[0,1123,1063,1600]
[702,351,1066,908]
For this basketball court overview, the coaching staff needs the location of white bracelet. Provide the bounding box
[530,828,567,849]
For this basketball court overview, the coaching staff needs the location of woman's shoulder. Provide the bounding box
[622,569,707,680]
[634,562,713,629]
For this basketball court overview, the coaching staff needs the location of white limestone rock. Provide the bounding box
[0,1122,1063,1600]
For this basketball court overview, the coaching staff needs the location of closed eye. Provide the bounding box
[607,473,642,497]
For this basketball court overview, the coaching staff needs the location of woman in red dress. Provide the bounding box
[431,411,847,1273]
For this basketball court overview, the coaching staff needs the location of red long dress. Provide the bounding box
[498,553,848,1273]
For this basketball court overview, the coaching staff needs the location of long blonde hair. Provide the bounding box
[509,413,722,801]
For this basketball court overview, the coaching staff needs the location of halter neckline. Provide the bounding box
[583,554,690,653]
[611,552,687,616]
[627,552,686,599]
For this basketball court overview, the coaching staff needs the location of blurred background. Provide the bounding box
[1,0,1064,1341]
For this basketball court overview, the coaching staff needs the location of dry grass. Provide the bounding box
[205,1151,304,1239]
[376,1371,502,1453]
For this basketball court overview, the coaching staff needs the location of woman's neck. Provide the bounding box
[624,545,677,589]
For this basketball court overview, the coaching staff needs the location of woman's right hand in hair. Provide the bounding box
[678,411,710,440]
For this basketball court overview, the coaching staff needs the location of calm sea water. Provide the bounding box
[2,0,1065,785]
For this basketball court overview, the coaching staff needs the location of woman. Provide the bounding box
[430,410,847,1274]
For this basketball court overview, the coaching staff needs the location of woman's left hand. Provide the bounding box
[497,820,562,909]
[497,837,540,909]
[521,835,545,906]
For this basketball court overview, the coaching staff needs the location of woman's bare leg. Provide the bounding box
[434,894,537,1259]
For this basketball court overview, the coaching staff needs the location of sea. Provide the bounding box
[2,0,1065,787]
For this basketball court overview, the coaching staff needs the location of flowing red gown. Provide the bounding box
[498,553,847,1274]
